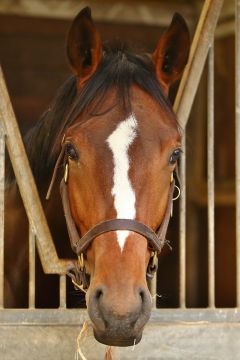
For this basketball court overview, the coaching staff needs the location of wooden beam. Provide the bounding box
[0,66,72,274]
[174,0,224,129]
[215,19,235,38]
[0,0,196,26]
[220,0,235,19]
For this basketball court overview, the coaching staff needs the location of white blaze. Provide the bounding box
[106,114,137,251]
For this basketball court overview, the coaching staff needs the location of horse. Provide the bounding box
[4,7,190,346]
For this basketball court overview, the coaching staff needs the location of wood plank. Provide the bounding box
[1,320,240,359]
[0,0,196,26]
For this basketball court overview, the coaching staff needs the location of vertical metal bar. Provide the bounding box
[28,227,36,308]
[59,275,66,308]
[150,271,157,308]
[208,46,215,308]
[179,134,186,308]
[0,126,5,308]
[236,0,240,307]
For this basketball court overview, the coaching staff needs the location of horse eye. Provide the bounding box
[169,148,182,165]
[65,143,79,160]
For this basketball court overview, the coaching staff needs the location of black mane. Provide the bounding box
[6,42,173,186]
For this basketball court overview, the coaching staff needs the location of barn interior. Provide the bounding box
[0,0,236,310]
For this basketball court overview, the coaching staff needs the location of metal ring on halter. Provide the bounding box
[172,184,181,201]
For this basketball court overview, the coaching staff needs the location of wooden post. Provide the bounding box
[0,66,72,274]
[0,126,4,308]
[174,0,224,129]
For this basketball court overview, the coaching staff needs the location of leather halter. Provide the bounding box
[60,179,175,255]
[47,143,180,291]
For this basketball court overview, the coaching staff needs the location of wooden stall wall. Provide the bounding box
[0,14,165,134]
[0,13,236,309]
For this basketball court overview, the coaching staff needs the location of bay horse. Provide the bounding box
[4,7,190,346]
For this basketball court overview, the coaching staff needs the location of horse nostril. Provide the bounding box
[94,287,104,301]
[139,288,145,303]
[138,287,151,309]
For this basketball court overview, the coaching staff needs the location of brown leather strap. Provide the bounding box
[60,179,79,253]
[76,218,165,254]
[156,180,174,242]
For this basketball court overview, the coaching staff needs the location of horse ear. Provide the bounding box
[66,7,102,85]
[152,13,190,94]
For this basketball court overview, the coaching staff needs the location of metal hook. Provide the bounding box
[172,184,181,201]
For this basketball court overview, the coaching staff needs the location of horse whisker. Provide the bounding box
[132,338,136,351]
[152,293,162,300]
[164,239,173,251]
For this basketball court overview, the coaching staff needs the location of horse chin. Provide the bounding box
[93,331,142,347]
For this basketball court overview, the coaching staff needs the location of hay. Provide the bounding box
[75,321,116,360]
[75,320,89,360]
[104,346,113,360]
[71,279,87,294]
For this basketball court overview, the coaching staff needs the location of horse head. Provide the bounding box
[57,7,190,346]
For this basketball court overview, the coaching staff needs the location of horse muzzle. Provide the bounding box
[87,284,152,347]
[94,331,142,347]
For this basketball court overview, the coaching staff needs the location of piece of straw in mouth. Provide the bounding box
[104,346,114,360]
[76,321,116,360]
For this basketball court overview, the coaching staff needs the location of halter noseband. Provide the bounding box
[47,142,180,292]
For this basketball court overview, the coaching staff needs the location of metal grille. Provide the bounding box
[235,0,240,308]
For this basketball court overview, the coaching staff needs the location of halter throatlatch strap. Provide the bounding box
[156,180,175,241]
[60,179,79,253]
